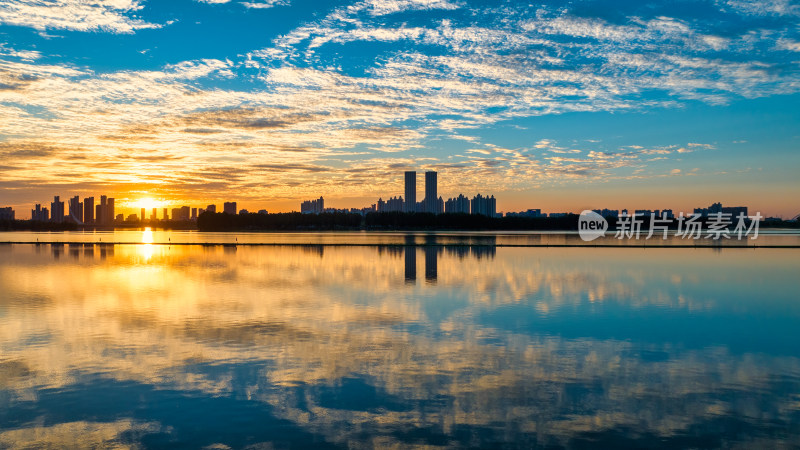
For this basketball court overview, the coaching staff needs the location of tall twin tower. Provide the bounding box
[404,171,440,214]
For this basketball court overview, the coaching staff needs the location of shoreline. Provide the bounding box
[0,241,796,248]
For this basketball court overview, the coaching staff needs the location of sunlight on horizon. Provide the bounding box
[130,198,167,212]
[138,227,154,262]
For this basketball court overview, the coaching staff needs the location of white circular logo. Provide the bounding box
[578,210,608,241]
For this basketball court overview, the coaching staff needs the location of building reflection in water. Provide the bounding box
[2,242,799,448]
[425,246,438,284]
[404,247,416,283]
[404,234,416,283]
[99,243,114,260]
[403,234,496,284]
[301,245,325,258]
[51,242,63,259]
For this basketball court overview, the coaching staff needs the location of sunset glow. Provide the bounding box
[2,2,799,447]
[0,0,798,217]
[131,198,166,212]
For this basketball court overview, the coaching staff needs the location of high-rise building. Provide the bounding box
[141,208,146,222]
[377,196,404,212]
[424,171,438,214]
[50,196,65,223]
[32,204,49,221]
[96,195,117,225]
[300,197,324,214]
[168,206,191,221]
[180,206,190,221]
[507,209,545,218]
[693,202,748,218]
[107,198,115,224]
[0,207,14,221]
[83,197,94,223]
[191,208,197,220]
[92,195,116,226]
[99,196,107,225]
[445,194,470,214]
[223,202,237,215]
[404,171,416,213]
[151,208,157,220]
[471,194,497,217]
[68,196,83,223]
[163,208,169,220]
[593,209,618,218]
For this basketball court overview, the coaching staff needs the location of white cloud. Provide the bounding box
[718,0,800,16]
[0,44,41,61]
[777,39,800,51]
[687,143,715,149]
[242,0,287,8]
[356,0,462,16]
[0,0,160,33]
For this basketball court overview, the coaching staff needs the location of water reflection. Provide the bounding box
[3,229,800,246]
[425,246,438,283]
[0,243,799,448]
[404,246,416,283]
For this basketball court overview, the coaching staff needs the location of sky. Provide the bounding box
[0,0,799,218]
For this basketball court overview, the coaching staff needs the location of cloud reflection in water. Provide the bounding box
[0,243,799,448]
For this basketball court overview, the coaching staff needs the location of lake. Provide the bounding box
[1,232,799,448]
[1,229,800,246]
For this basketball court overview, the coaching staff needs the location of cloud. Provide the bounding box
[197,0,287,7]
[356,0,462,16]
[1,0,799,207]
[0,0,161,33]
[777,39,800,51]
[717,0,800,17]
[0,44,42,61]
[241,1,286,8]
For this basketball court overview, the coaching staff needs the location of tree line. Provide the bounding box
[196,211,582,231]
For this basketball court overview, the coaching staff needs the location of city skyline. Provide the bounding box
[11,175,764,223]
[3,2,800,448]
[1,0,799,217]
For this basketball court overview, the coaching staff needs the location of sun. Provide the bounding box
[134,198,165,211]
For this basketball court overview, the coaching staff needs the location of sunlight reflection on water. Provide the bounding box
[1,243,799,448]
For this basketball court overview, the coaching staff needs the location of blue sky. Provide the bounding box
[0,0,799,216]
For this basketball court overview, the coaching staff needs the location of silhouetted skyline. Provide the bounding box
[4,168,770,223]
[0,1,798,217]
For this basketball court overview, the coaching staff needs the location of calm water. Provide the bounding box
[1,229,799,246]
[1,236,800,448]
